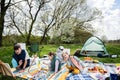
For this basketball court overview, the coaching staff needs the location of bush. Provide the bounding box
[2,35,50,46]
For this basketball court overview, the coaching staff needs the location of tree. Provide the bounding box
[4,0,101,45]
[74,27,92,43]
[50,17,93,44]
[0,0,25,46]
[38,0,101,44]
[0,0,11,46]
[50,21,75,44]
[8,0,49,44]
[38,0,86,44]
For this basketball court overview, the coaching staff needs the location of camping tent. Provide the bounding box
[80,36,109,57]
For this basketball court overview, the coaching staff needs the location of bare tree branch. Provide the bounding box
[13,5,31,19]
[26,0,34,20]
[5,0,11,10]
[9,0,24,7]
[9,11,25,38]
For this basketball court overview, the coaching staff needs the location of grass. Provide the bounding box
[0,43,120,67]
[39,44,82,57]
[0,75,26,80]
[106,43,120,55]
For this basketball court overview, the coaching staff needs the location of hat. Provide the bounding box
[59,46,64,51]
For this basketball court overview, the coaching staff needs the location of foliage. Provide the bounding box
[2,30,92,46]
[2,35,51,46]
[2,35,26,46]
[49,36,62,44]
[73,27,93,43]
[49,17,94,44]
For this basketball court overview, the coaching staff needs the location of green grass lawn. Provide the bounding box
[0,43,120,67]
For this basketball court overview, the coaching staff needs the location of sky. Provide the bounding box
[87,0,120,40]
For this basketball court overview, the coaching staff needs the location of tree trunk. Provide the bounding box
[40,29,47,44]
[26,21,35,45]
[0,17,4,47]
[0,0,11,47]
[0,7,6,47]
[26,33,31,45]
[26,35,30,45]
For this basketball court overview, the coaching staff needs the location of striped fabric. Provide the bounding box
[49,62,117,80]
[48,65,69,80]
[12,58,117,80]
[66,74,94,80]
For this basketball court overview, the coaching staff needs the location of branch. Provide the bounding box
[41,19,47,26]
[9,12,25,38]
[24,18,28,34]
[13,5,31,19]
[33,0,50,22]
[9,0,24,7]
[5,0,11,10]
[26,0,34,20]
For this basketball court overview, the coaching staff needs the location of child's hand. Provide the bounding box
[19,60,23,65]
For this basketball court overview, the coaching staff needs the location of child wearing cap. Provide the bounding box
[12,44,30,70]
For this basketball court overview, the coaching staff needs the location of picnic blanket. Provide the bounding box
[66,74,94,80]
[48,63,69,80]
[12,58,49,79]
[13,64,41,79]
[42,59,117,80]
[83,61,117,73]
[11,57,118,80]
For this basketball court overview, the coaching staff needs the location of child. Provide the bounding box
[12,44,30,70]
[62,51,84,74]
[48,52,61,73]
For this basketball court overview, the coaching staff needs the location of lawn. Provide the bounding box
[0,43,120,67]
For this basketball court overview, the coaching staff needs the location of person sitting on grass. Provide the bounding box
[62,51,84,74]
[48,52,61,73]
[12,44,30,70]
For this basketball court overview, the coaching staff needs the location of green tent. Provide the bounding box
[80,36,109,57]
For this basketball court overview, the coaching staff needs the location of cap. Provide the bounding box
[59,46,64,50]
